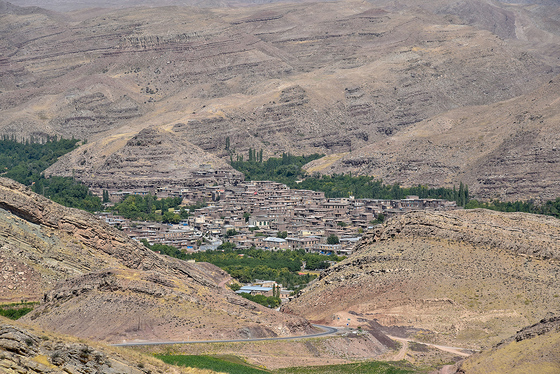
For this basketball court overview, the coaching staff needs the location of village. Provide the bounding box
[96,179,458,257]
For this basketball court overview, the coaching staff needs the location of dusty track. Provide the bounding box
[388,335,472,360]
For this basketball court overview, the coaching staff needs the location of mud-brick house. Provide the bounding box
[262,237,289,250]
[248,215,271,228]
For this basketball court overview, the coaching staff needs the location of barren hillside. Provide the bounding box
[282,209,560,349]
[2,0,560,197]
[308,75,560,201]
[454,316,560,373]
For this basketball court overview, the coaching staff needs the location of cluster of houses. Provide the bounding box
[97,180,458,254]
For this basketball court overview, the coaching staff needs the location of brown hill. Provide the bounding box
[2,0,560,195]
[0,177,313,343]
[454,315,560,373]
[308,75,560,201]
[282,209,560,349]
[44,126,244,189]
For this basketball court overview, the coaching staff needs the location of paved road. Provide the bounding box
[112,324,339,347]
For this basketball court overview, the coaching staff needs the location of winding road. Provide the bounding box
[112,324,339,347]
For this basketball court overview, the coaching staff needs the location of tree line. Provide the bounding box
[229,150,470,206]
[111,195,211,223]
[466,197,560,218]
[230,151,324,184]
[0,137,102,212]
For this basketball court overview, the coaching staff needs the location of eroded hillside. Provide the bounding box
[2,0,560,197]
[311,76,560,201]
[282,209,560,349]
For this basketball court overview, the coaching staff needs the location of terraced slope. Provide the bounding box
[311,76,560,201]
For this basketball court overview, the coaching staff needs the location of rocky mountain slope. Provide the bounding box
[44,126,244,189]
[0,317,213,374]
[282,209,560,349]
[307,74,560,201]
[0,177,313,343]
[2,0,560,197]
[454,315,560,373]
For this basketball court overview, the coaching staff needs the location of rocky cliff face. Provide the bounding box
[0,178,313,343]
[313,76,560,201]
[44,126,244,189]
[283,209,560,349]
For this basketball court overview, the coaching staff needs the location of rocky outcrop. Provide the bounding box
[356,209,560,260]
[44,127,244,189]
[0,319,202,373]
[498,315,560,345]
[284,209,560,349]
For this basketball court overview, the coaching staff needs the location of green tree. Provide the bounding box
[102,190,110,203]
[327,234,339,245]
[162,211,180,224]
[458,182,466,206]
[277,231,288,239]
[370,213,385,225]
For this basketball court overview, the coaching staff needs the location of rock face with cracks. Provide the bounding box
[0,319,209,374]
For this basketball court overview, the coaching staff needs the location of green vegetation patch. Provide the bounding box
[111,195,190,222]
[240,293,281,308]
[230,151,324,185]
[293,175,467,203]
[0,136,101,212]
[155,354,270,374]
[466,198,560,219]
[185,247,345,290]
[275,361,413,374]
[0,302,38,320]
